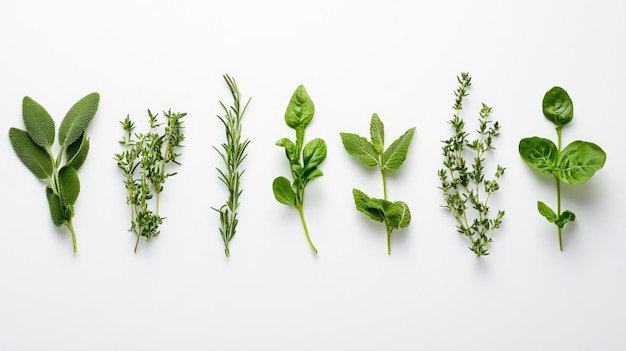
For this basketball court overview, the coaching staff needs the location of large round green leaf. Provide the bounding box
[518,137,558,174]
[555,140,606,184]
[542,87,573,127]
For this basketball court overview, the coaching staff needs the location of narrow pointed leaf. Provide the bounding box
[537,201,557,223]
[66,134,90,170]
[370,113,384,154]
[22,96,55,148]
[381,127,415,172]
[543,87,573,126]
[518,137,558,174]
[340,132,379,167]
[555,141,606,184]
[9,128,53,179]
[58,92,100,146]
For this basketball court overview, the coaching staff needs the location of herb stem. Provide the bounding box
[556,126,563,251]
[134,231,140,253]
[386,223,392,254]
[298,206,318,255]
[381,168,388,200]
[66,221,78,253]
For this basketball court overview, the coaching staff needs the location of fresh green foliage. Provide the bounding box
[212,74,251,258]
[438,73,505,257]
[8,93,100,252]
[340,113,414,254]
[115,109,186,253]
[272,85,326,254]
[519,86,606,250]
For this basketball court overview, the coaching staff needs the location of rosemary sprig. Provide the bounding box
[438,72,505,257]
[212,74,251,257]
[115,109,186,253]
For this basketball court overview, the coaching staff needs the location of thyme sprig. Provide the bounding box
[212,74,251,257]
[115,109,186,253]
[438,72,505,257]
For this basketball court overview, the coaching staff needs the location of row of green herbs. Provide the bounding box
[8,79,607,255]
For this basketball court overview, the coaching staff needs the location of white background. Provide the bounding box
[1,0,625,350]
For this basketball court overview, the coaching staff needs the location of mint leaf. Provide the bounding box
[339,132,379,167]
[381,127,415,172]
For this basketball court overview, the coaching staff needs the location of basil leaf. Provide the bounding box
[58,92,100,146]
[284,85,314,130]
[537,201,557,223]
[22,96,55,148]
[555,140,606,184]
[542,86,573,127]
[9,127,53,179]
[370,113,384,154]
[381,127,415,172]
[302,138,327,171]
[272,176,295,207]
[276,138,298,164]
[555,210,576,229]
[46,187,64,226]
[352,189,385,223]
[66,134,90,170]
[518,137,558,174]
[59,166,80,206]
[385,201,411,229]
[340,132,379,167]
[305,169,323,183]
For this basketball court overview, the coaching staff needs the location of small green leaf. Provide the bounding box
[555,140,606,184]
[303,138,327,170]
[58,92,100,146]
[273,176,295,207]
[385,201,411,229]
[340,132,379,167]
[59,166,80,205]
[305,169,324,182]
[370,113,384,154]
[543,87,573,127]
[284,85,314,130]
[537,201,557,223]
[555,210,576,229]
[66,134,90,170]
[518,137,558,174]
[46,187,64,226]
[9,128,53,179]
[276,138,298,164]
[22,96,55,148]
[352,189,386,223]
[381,127,415,172]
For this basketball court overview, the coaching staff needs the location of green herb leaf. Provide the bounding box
[352,189,385,223]
[370,113,385,154]
[276,138,298,164]
[22,96,55,148]
[284,85,314,130]
[58,166,80,206]
[518,137,558,174]
[385,201,411,229]
[543,86,573,127]
[555,141,606,184]
[272,176,295,207]
[58,92,100,146]
[537,201,557,223]
[9,127,53,179]
[66,134,90,170]
[305,169,324,183]
[45,187,64,226]
[339,132,379,167]
[303,138,327,171]
[555,210,576,229]
[381,127,415,172]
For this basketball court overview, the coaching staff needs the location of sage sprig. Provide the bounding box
[340,114,414,254]
[212,74,251,257]
[519,86,606,250]
[272,85,327,254]
[9,93,100,252]
[438,73,505,257]
[115,109,186,253]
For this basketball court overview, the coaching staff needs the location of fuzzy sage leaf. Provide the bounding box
[519,86,606,250]
[341,113,414,254]
[8,93,99,252]
[272,85,325,254]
